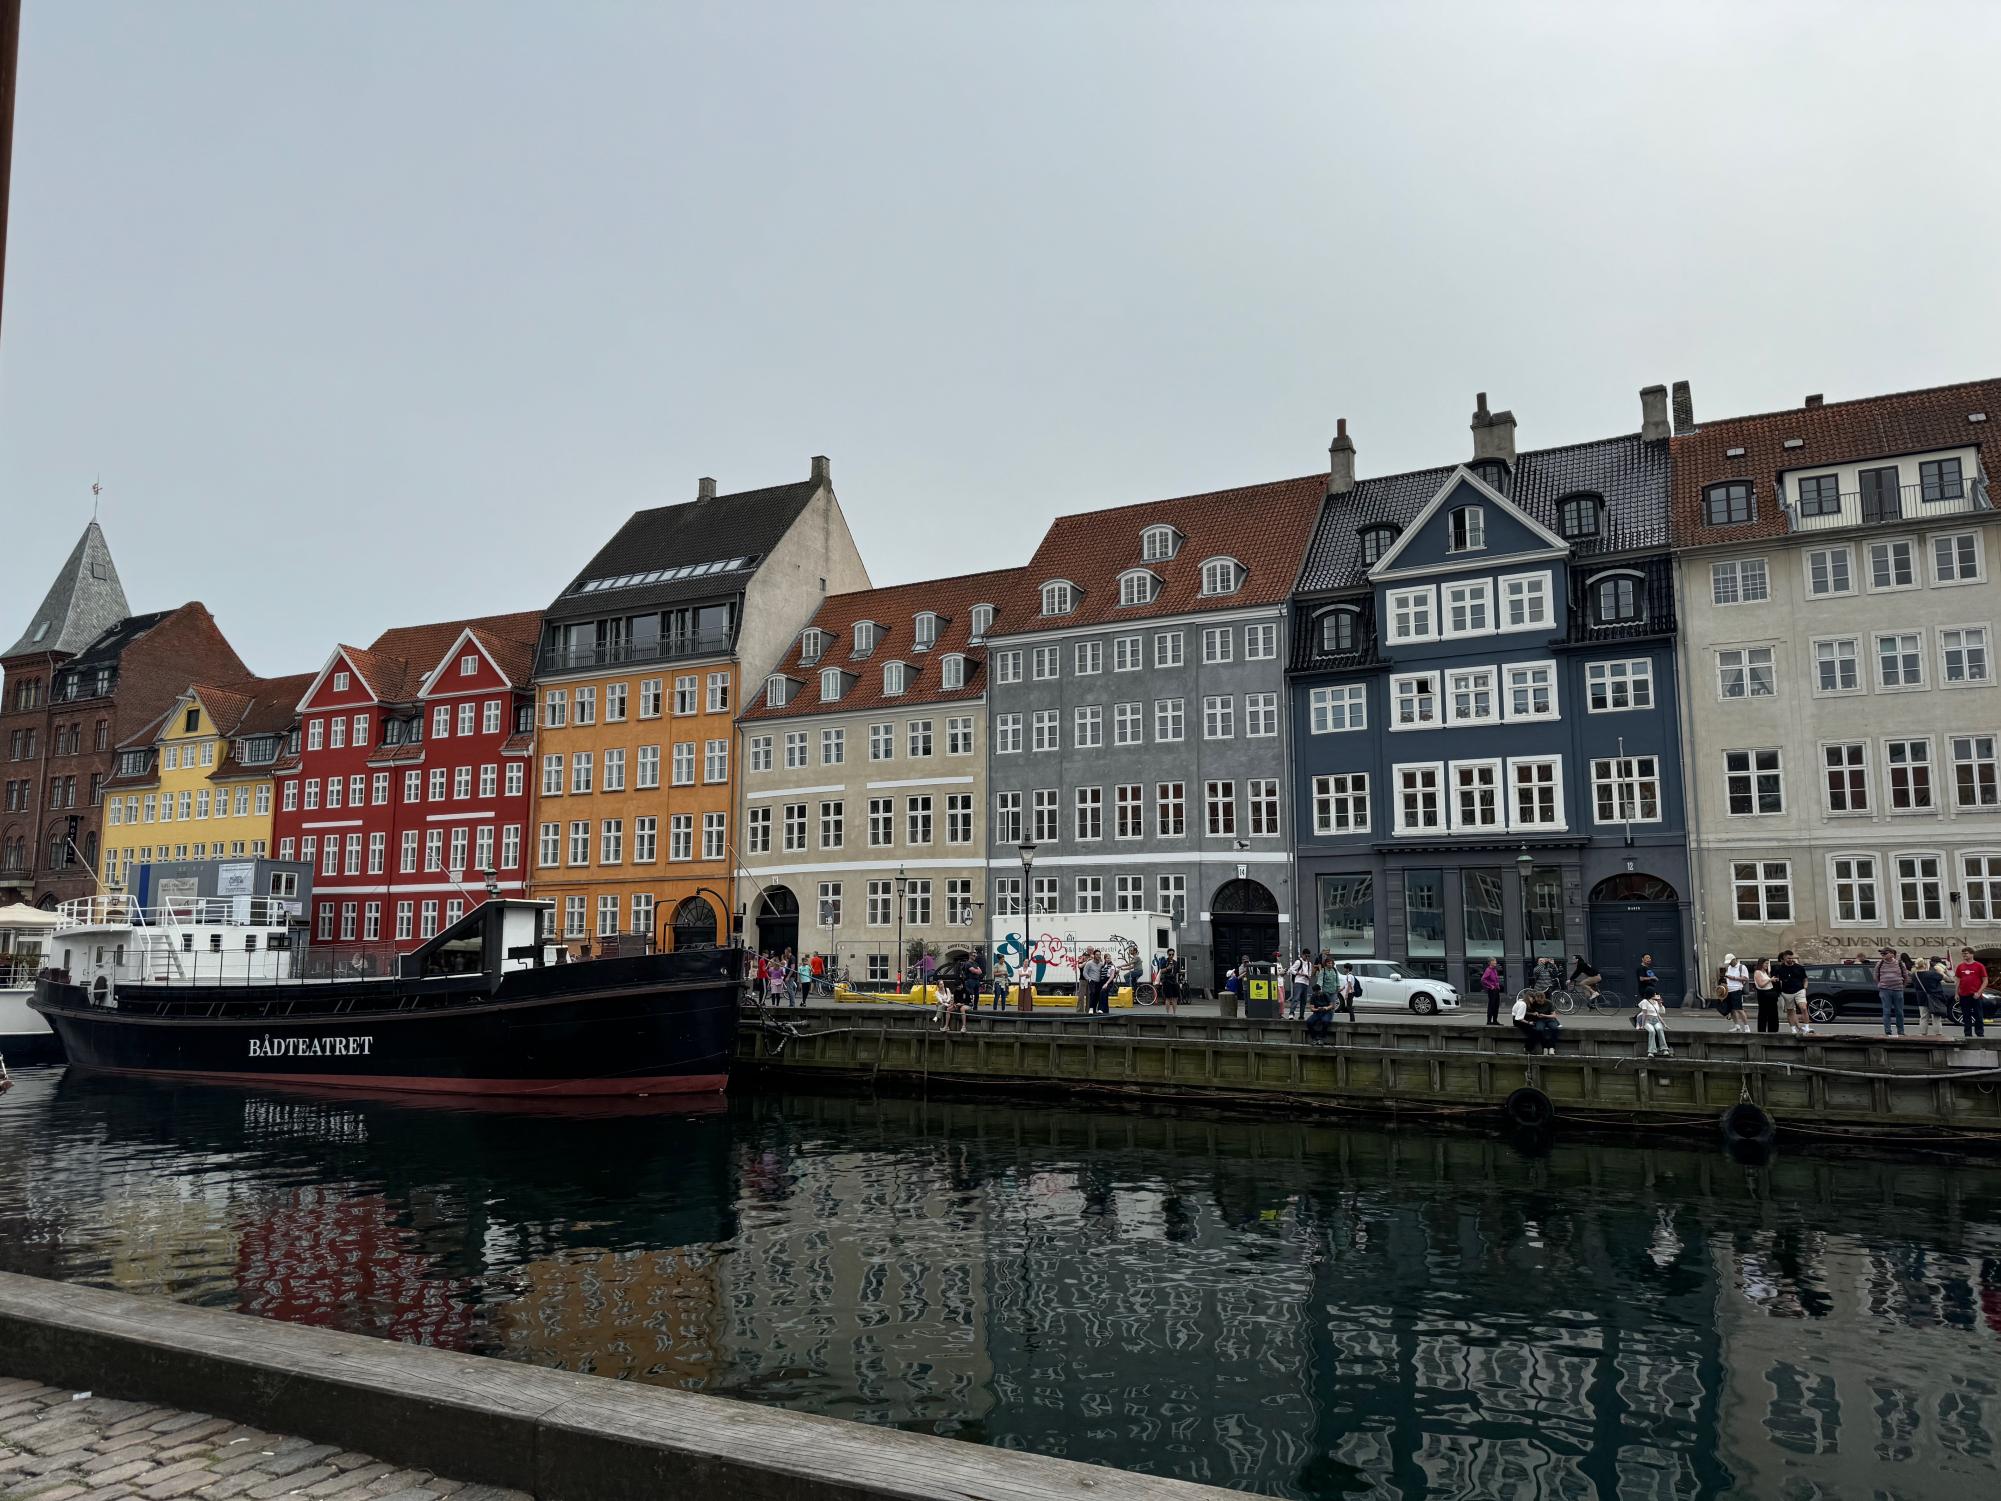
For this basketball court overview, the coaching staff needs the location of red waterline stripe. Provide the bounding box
[72,1065,729,1098]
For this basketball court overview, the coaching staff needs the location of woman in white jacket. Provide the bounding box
[1638,993,1671,1058]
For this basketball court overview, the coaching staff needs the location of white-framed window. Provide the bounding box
[1156,781,1185,837]
[969,604,995,640]
[1074,704,1103,748]
[993,791,1022,845]
[1201,626,1234,664]
[797,628,826,667]
[1499,572,1551,631]
[1886,738,1936,812]
[674,812,699,861]
[1245,623,1277,659]
[567,691,592,730]
[1392,764,1443,834]
[819,799,844,850]
[1829,853,1880,925]
[1157,873,1187,925]
[853,621,878,657]
[940,654,966,690]
[594,896,619,939]
[1876,631,1926,691]
[674,674,699,714]
[1032,788,1059,843]
[639,678,662,718]
[996,713,1022,754]
[883,661,908,696]
[1074,875,1103,912]
[1154,697,1185,742]
[1113,635,1142,672]
[1201,695,1234,740]
[1711,558,1770,606]
[1114,701,1143,745]
[1894,852,1946,924]
[821,667,846,702]
[946,793,972,845]
[1717,646,1776,699]
[1448,504,1484,552]
[1811,637,1862,696]
[1074,785,1102,842]
[600,818,624,865]
[1245,692,1278,737]
[1312,773,1370,835]
[1318,607,1361,655]
[1203,779,1237,836]
[1450,761,1502,831]
[1032,645,1059,680]
[764,675,791,707]
[913,612,940,649]
[1310,683,1366,734]
[1387,586,1435,642]
[633,815,657,863]
[1732,860,1793,924]
[1591,755,1662,824]
[995,649,1022,684]
[1118,570,1157,607]
[431,705,450,740]
[1586,659,1653,713]
[482,698,503,734]
[823,727,847,764]
[1032,709,1060,752]
[1941,626,1991,686]
[1961,853,2001,923]
[1509,757,1564,829]
[702,812,726,861]
[1933,531,1983,585]
[1247,778,1281,836]
[868,797,893,847]
[870,722,894,760]
[1445,667,1497,725]
[744,806,771,854]
[1199,557,1243,595]
[1074,640,1102,675]
[1724,748,1784,816]
[1867,538,1918,592]
[1442,579,1493,638]
[1952,734,2000,809]
[673,742,697,784]
[1804,546,1854,599]
[1822,742,1870,814]
[1141,524,1179,562]
[704,739,728,783]
[908,719,933,757]
[1391,672,1438,730]
[1503,661,1557,721]
[992,877,1022,918]
[1154,631,1183,668]
[1041,580,1078,615]
[1115,783,1144,839]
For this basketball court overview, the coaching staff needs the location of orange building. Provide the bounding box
[530,460,868,952]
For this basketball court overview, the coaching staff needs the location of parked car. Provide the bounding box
[1342,960,1460,1016]
[1801,963,2001,1025]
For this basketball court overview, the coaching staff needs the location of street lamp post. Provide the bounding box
[895,863,907,993]
[1516,845,1536,991]
[820,897,836,993]
[1016,840,1038,1011]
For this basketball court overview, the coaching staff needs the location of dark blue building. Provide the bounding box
[1289,392,1692,1004]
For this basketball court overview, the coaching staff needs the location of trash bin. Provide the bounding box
[1243,961,1282,1020]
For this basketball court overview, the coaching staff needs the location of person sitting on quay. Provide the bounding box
[1305,981,1335,1047]
[1637,991,1671,1058]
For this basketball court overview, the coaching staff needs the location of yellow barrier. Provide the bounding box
[823,983,1135,1009]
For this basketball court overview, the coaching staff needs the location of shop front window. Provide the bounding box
[1404,869,1446,981]
[1317,874,1375,958]
[1462,867,1506,993]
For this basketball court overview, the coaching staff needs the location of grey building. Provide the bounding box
[983,476,1324,991]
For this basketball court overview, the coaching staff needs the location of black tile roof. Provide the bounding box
[543,478,820,624]
[62,611,173,670]
[1296,432,1670,596]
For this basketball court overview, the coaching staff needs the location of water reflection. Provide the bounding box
[4,1070,2001,1498]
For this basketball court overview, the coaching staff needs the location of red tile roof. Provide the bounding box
[340,610,544,704]
[986,474,1326,633]
[741,567,1024,721]
[1670,377,2001,545]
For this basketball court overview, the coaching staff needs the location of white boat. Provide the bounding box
[0,902,62,1065]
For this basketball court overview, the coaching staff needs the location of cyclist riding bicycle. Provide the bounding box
[1569,954,1603,1004]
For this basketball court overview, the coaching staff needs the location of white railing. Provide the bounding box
[56,895,296,931]
[1784,479,1990,533]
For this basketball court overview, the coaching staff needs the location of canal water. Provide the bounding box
[2,1069,1998,1500]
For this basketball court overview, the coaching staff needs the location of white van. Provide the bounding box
[988,911,1179,991]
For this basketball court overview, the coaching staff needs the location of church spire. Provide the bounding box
[4,518,131,659]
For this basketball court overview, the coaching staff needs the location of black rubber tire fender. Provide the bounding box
[1720,1100,1777,1147]
[1504,1086,1554,1129]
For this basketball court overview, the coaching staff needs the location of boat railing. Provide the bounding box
[0,960,40,989]
[56,895,298,931]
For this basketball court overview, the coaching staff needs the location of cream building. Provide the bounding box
[735,568,1019,983]
[1671,379,2001,971]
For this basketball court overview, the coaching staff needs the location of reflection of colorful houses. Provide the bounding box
[496,1249,726,1388]
[235,1185,476,1349]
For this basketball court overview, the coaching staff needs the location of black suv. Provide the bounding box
[1802,962,1999,1025]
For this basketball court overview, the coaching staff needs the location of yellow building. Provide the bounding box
[101,674,313,891]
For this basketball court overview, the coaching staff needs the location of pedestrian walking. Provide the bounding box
[1955,948,1989,1039]
[1158,950,1182,1015]
[1637,992,1670,1057]
[1912,955,1947,1037]
[992,956,1013,1011]
[1874,946,1908,1036]
[1751,958,1780,1034]
[1288,949,1314,1021]
[1774,950,1812,1037]
[783,948,802,1006]
[1720,954,1750,1033]
[1480,958,1504,1025]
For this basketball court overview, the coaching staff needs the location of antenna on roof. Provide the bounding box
[91,477,101,521]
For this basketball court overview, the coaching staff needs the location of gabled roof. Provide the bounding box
[1366,465,1571,578]
[1297,432,1669,596]
[543,470,829,625]
[1669,377,2001,545]
[4,521,131,659]
[741,567,1023,722]
[988,475,1325,635]
[302,611,544,710]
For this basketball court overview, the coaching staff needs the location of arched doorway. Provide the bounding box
[754,886,799,957]
[1587,873,1685,1006]
[670,896,719,952]
[1209,878,1280,994]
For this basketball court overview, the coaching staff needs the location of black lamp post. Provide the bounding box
[1516,846,1536,989]
[895,863,908,991]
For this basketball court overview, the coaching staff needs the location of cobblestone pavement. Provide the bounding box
[0,1379,531,1501]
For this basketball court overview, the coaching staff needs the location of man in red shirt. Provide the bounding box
[1954,948,1989,1039]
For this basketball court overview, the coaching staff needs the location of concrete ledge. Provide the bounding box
[0,1271,1233,1500]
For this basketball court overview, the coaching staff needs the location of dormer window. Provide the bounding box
[969,604,995,640]
[1141,525,1181,562]
[765,675,792,707]
[1359,525,1400,567]
[1703,481,1754,527]
[1557,493,1602,539]
[941,653,966,690]
[1041,580,1078,616]
[853,621,879,658]
[799,629,826,667]
[1318,607,1360,654]
[820,667,845,702]
[913,612,940,650]
[1198,558,1242,596]
[1118,569,1158,607]
[1592,572,1644,625]
[1449,505,1485,552]
[883,661,908,696]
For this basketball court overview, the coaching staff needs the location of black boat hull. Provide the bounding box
[31,953,741,1098]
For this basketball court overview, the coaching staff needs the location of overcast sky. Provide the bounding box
[4,1,1999,678]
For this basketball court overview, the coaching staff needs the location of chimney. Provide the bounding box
[1804,393,1824,409]
[1671,380,1694,435]
[696,476,717,501]
[1327,418,1356,496]
[810,455,831,485]
[1469,391,1516,465]
[1639,385,1670,443]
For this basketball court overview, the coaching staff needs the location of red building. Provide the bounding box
[272,611,541,951]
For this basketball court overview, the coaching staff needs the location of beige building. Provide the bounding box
[1671,378,2001,971]
[735,568,1019,983]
